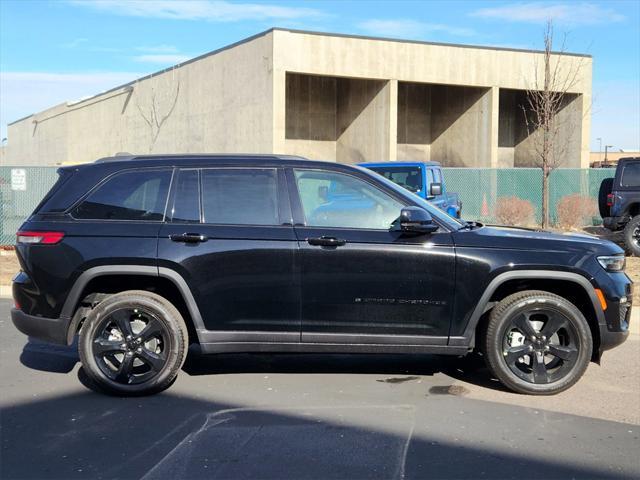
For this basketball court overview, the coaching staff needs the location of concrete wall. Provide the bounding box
[272,29,592,167]
[284,73,392,163]
[397,82,492,166]
[4,32,275,165]
[498,89,583,168]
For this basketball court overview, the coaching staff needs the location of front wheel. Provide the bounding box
[483,290,592,395]
[78,290,189,396]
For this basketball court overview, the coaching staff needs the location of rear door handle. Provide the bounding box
[307,236,347,247]
[170,233,208,243]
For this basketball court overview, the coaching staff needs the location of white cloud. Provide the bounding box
[0,71,144,139]
[60,38,89,48]
[358,19,475,38]
[471,2,625,26]
[133,54,192,64]
[135,45,180,53]
[67,0,324,22]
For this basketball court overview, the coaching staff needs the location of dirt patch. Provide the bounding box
[1,250,19,286]
[428,385,470,396]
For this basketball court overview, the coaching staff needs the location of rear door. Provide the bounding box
[157,167,299,341]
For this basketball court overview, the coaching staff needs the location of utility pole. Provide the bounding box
[605,145,613,165]
[597,137,602,162]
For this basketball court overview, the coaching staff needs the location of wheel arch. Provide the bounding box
[62,266,206,345]
[450,270,604,360]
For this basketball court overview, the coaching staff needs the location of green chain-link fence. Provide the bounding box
[0,165,616,245]
[445,168,615,226]
[1,167,59,245]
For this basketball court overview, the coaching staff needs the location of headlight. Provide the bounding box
[597,255,626,272]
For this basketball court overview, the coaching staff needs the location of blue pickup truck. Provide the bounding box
[359,161,462,218]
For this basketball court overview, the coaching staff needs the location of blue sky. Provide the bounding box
[1,0,638,151]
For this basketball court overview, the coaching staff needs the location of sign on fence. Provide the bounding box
[10,169,26,191]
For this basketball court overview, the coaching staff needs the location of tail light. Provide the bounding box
[16,231,64,245]
[607,194,615,207]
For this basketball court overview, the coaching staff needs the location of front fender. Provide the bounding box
[448,270,604,347]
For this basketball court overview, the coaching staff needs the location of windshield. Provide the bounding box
[355,166,465,230]
[366,166,423,193]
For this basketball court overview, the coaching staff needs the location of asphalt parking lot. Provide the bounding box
[1,298,639,479]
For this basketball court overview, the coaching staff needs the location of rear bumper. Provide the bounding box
[602,216,626,231]
[11,308,71,345]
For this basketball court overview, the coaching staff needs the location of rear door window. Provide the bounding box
[621,162,640,187]
[73,169,172,221]
[200,168,279,225]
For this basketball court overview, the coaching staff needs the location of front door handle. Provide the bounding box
[307,236,347,247]
[170,233,208,243]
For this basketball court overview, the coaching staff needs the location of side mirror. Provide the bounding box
[429,182,442,197]
[398,207,438,234]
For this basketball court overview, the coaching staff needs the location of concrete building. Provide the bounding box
[2,28,592,167]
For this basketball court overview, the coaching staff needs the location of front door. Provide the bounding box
[289,167,456,344]
[158,167,299,341]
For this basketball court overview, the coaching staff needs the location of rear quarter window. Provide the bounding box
[621,162,640,187]
[73,169,172,221]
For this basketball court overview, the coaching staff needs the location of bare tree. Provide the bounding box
[135,74,181,152]
[523,19,586,228]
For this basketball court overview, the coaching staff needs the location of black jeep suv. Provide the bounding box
[12,155,631,396]
[599,157,640,255]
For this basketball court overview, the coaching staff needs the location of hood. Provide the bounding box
[454,225,624,256]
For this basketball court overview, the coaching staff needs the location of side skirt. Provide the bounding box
[198,342,470,355]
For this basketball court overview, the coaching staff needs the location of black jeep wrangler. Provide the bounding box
[600,157,640,255]
[11,155,631,396]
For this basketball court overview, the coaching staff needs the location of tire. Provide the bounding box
[623,215,640,256]
[598,177,613,219]
[483,290,592,395]
[78,290,189,396]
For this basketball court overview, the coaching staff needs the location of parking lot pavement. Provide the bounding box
[1,299,639,480]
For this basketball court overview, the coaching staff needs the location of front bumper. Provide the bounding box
[595,270,633,357]
[11,308,71,345]
[599,326,629,352]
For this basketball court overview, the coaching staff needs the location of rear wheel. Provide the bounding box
[483,290,592,395]
[78,290,188,396]
[623,215,640,256]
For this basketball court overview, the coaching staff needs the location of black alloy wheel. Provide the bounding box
[502,309,579,384]
[623,215,640,256]
[484,290,592,395]
[92,307,169,385]
[79,290,188,396]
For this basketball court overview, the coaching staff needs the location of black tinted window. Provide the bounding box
[74,170,171,221]
[201,169,279,225]
[170,169,200,223]
[622,162,640,187]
